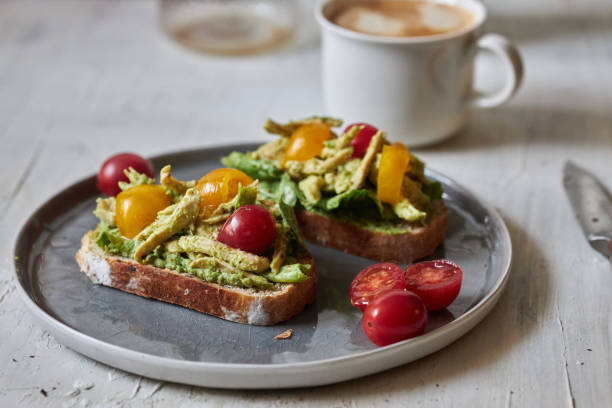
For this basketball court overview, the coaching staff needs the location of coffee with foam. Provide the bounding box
[331,0,474,38]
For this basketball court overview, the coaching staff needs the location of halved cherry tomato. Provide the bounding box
[282,123,331,167]
[405,260,463,311]
[349,263,405,312]
[362,289,427,346]
[376,142,411,205]
[345,123,379,158]
[197,168,254,218]
[115,184,171,239]
[217,204,276,255]
[97,153,155,196]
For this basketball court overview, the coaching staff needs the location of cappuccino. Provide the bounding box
[331,1,474,38]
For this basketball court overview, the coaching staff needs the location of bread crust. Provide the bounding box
[295,200,448,264]
[76,231,317,325]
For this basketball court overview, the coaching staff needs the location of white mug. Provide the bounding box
[315,0,523,147]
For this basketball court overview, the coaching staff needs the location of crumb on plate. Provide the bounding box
[274,329,293,340]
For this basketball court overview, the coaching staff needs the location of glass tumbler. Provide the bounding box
[159,0,297,55]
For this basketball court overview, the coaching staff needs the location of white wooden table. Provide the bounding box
[1,0,611,406]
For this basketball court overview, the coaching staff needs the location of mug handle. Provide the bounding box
[469,33,524,109]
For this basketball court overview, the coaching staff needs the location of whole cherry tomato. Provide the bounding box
[282,123,331,167]
[349,263,405,312]
[216,205,276,255]
[405,260,463,311]
[115,184,171,239]
[197,168,254,218]
[362,289,428,346]
[345,123,379,158]
[97,153,155,196]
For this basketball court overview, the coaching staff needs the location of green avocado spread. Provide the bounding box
[221,117,443,230]
[93,166,311,290]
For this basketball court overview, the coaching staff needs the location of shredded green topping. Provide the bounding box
[118,167,155,191]
[223,116,444,226]
[93,166,311,289]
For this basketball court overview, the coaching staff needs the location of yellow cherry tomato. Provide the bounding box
[282,123,331,167]
[377,142,412,205]
[197,168,254,217]
[116,184,172,239]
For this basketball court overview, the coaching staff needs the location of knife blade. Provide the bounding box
[563,161,612,260]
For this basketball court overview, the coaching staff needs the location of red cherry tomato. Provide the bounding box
[349,263,405,312]
[405,260,463,311]
[217,205,276,255]
[345,123,379,158]
[97,153,155,196]
[362,289,427,346]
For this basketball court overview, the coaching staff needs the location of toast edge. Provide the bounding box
[296,200,448,263]
[76,232,317,326]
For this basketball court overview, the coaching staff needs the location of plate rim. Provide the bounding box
[13,144,512,388]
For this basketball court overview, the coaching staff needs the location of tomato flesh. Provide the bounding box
[349,263,405,312]
[97,153,155,196]
[345,123,379,158]
[362,289,427,346]
[405,260,463,311]
[216,204,276,255]
[197,168,254,218]
[377,142,411,205]
[115,184,171,239]
[282,123,331,167]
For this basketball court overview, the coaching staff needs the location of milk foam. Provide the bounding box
[332,1,473,38]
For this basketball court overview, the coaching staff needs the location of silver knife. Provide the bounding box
[563,161,612,260]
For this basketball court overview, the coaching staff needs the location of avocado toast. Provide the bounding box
[222,117,448,263]
[76,166,316,325]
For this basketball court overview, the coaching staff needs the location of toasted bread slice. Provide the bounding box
[296,200,448,264]
[76,231,317,325]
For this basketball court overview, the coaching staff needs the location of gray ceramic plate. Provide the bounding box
[14,144,512,389]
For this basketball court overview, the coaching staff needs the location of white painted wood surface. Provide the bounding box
[1,0,611,406]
